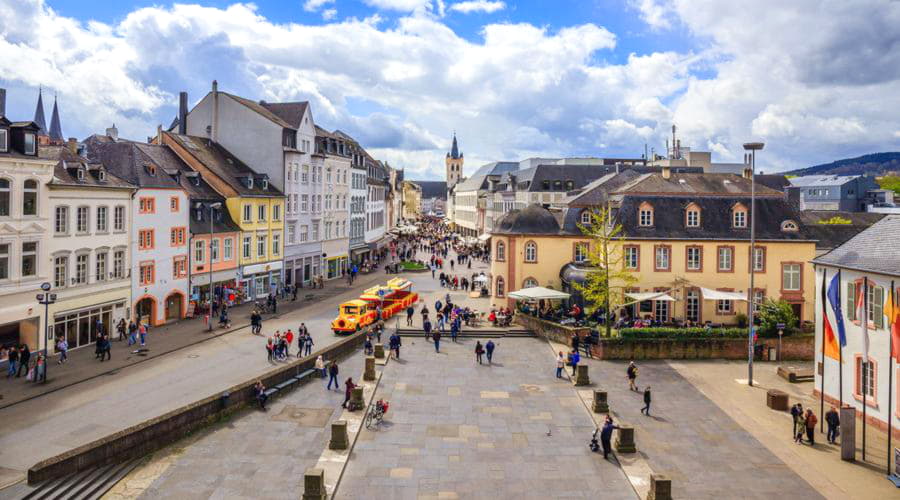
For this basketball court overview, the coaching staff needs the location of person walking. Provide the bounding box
[128,320,137,345]
[389,332,401,359]
[6,345,18,378]
[328,362,340,391]
[406,305,414,326]
[485,340,495,364]
[342,377,356,409]
[304,334,314,357]
[640,387,652,416]
[117,318,127,342]
[570,349,580,376]
[626,361,638,391]
[56,337,68,364]
[34,354,46,383]
[600,415,619,460]
[433,331,441,353]
[825,406,840,444]
[556,351,565,378]
[794,405,807,444]
[571,332,580,354]
[805,409,818,445]
[284,329,294,356]
[475,341,484,364]
[138,322,148,348]
[101,334,112,361]
[423,318,432,341]
[315,355,326,378]
[791,403,804,441]
[266,338,275,363]
[251,310,261,335]
[17,344,30,377]
[450,318,459,342]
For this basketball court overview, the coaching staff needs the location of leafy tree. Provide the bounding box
[757,299,798,336]
[575,206,638,336]
[818,216,852,225]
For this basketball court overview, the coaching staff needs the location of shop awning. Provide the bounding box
[508,287,571,301]
[625,292,676,302]
[700,287,748,301]
[477,233,491,241]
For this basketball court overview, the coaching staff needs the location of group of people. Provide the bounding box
[264,323,313,362]
[791,403,841,446]
[3,344,46,382]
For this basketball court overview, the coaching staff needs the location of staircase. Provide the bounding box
[396,328,535,339]
[4,458,142,500]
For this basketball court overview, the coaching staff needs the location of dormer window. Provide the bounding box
[146,164,156,176]
[24,133,36,155]
[781,220,798,232]
[261,178,268,190]
[247,177,254,189]
[76,168,85,181]
[638,202,654,227]
[564,180,575,191]
[98,169,107,182]
[685,203,701,228]
[580,210,591,225]
[0,128,7,152]
[732,203,747,228]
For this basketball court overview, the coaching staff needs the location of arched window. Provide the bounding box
[0,178,9,217]
[580,210,591,225]
[781,220,798,232]
[23,179,37,216]
[638,202,654,227]
[523,277,538,288]
[685,203,701,228]
[732,203,747,228]
[496,277,505,297]
[524,241,537,262]
[495,241,506,261]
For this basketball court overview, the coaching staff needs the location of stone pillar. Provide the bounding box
[350,386,364,411]
[615,425,636,453]
[646,473,671,500]
[374,343,385,359]
[364,356,376,381]
[840,405,856,462]
[302,468,327,500]
[592,390,608,413]
[573,364,590,386]
[329,420,349,450]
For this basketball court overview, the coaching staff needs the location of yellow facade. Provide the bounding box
[226,196,285,266]
[490,234,816,324]
[402,181,421,220]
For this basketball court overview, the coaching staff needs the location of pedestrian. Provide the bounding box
[640,386,652,416]
[266,338,275,362]
[791,403,804,441]
[825,406,840,444]
[433,331,441,353]
[251,310,261,335]
[556,351,565,378]
[304,334,314,357]
[17,344,30,377]
[389,332,402,359]
[365,337,374,355]
[571,332,580,353]
[406,305,414,326]
[6,345,18,378]
[34,354,46,382]
[297,332,306,358]
[570,349,580,376]
[805,409,817,445]
[475,341,484,364]
[138,322,147,347]
[794,405,807,443]
[271,295,277,314]
[423,318,432,341]
[626,361,638,391]
[253,380,268,410]
[56,337,68,364]
[315,355,326,378]
[102,334,112,361]
[485,340,495,364]
[450,318,459,342]
[342,377,356,409]
[128,320,137,345]
[600,415,619,459]
[284,329,294,356]
[328,362,340,390]
[117,318,127,341]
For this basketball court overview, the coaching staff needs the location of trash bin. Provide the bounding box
[768,347,777,361]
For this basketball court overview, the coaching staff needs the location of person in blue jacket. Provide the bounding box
[570,349,580,376]
[600,415,619,459]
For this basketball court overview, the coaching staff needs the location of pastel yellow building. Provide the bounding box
[490,171,817,325]
[163,132,285,299]
[401,180,421,220]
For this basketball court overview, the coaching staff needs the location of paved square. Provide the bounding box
[338,337,635,499]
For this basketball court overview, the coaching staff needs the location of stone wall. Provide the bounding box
[27,331,368,484]
[515,314,590,345]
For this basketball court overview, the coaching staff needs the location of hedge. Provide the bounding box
[618,327,748,340]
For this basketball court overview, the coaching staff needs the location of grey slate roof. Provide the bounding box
[48,97,63,142]
[47,146,134,189]
[224,93,294,129]
[260,102,309,128]
[413,181,447,200]
[493,205,561,235]
[813,215,900,276]
[453,174,490,192]
[788,174,862,187]
[470,161,519,178]
[33,89,47,135]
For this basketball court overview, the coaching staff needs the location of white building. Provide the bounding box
[365,161,388,260]
[349,157,367,264]
[813,215,900,440]
[46,144,134,351]
[316,127,350,280]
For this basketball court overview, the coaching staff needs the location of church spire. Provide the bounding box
[33,86,47,136]
[48,93,63,142]
[448,132,462,159]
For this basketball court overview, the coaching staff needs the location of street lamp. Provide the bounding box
[743,141,764,387]
[207,201,222,331]
[36,281,56,384]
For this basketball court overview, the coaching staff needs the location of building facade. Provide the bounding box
[786,174,881,212]
[315,128,350,280]
[401,181,421,220]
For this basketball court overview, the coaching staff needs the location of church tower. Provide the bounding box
[445,133,463,187]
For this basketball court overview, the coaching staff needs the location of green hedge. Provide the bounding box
[400,261,427,271]
[618,327,748,340]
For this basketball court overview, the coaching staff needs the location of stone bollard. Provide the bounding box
[364,356,376,381]
[374,343,385,359]
[329,420,349,450]
[302,468,327,500]
[592,390,609,413]
[573,364,590,386]
[646,473,671,500]
[615,425,636,453]
[350,386,364,411]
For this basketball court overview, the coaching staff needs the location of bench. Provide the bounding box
[263,388,279,399]
[275,378,298,392]
[296,368,318,382]
[777,365,814,383]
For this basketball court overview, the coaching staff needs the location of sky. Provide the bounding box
[2,0,899,180]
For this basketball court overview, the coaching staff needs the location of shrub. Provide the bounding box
[618,327,747,340]
[757,299,798,337]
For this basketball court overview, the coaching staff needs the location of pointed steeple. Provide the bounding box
[449,132,462,159]
[48,94,63,142]
[33,86,47,136]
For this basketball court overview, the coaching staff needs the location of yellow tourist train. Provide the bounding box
[331,277,419,334]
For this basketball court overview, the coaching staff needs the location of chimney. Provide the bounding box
[105,124,118,141]
[0,88,5,117]
[67,137,78,155]
[157,124,162,145]
[178,91,188,135]
[661,165,671,179]
[212,80,219,143]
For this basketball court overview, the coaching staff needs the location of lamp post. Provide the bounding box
[207,201,222,331]
[743,142,764,387]
[36,282,56,384]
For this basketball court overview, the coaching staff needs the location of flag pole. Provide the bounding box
[862,276,868,462]
[839,270,843,410]
[887,280,894,476]
[820,268,827,433]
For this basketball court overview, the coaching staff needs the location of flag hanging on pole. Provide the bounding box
[822,274,840,360]
[827,272,847,347]
[890,286,900,362]
[862,278,869,361]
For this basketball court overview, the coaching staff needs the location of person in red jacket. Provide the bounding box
[805,409,818,445]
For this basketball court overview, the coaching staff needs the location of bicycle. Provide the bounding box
[365,399,390,429]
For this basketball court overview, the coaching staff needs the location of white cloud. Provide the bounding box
[363,0,433,13]
[322,8,337,20]
[630,0,673,30]
[304,0,335,12]
[449,1,505,14]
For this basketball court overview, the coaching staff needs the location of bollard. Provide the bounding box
[573,364,590,386]
[646,473,672,500]
[350,386,364,411]
[592,390,608,413]
[840,405,856,462]
[302,468,327,500]
[329,420,349,450]
[374,343,385,359]
[364,356,376,381]
[615,425,636,453]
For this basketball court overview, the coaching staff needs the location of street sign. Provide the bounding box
[776,323,786,330]
[378,289,386,298]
